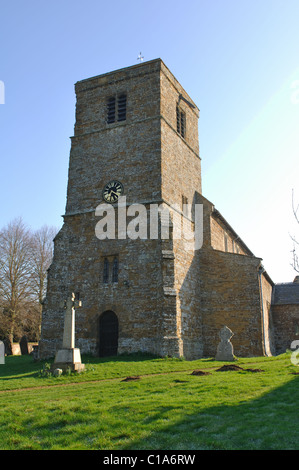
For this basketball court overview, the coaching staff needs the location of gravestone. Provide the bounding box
[51,292,85,372]
[215,325,235,361]
[20,335,29,355]
[32,344,39,361]
[0,341,4,364]
[3,338,12,356]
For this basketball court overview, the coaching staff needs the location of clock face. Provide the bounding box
[102,180,124,203]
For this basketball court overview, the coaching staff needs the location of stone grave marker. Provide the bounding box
[3,338,12,356]
[51,292,85,372]
[20,335,29,355]
[215,325,235,361]
[0,341,4,364]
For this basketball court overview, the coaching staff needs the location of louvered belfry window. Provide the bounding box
[117,94,127,122]
[107,94,127,124]
[176,105,186,138]
[107,97,116,124]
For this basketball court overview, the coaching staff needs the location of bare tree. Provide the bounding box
[30,225,57,333]
[291,189,299,273]
[0,219,57,345]
[0,218,34,344]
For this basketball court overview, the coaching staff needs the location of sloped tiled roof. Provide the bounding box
[272,279,299,305]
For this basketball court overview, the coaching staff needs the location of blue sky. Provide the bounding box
[0,0,298,283]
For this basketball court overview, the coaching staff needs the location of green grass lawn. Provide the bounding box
[0,352,298,450]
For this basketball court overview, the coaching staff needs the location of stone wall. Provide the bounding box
[272,304,299,354]
[39,210,167,359]
[160,63,202,359]
[271,279,299,354]
[260,270,275,355]
[199,246,273,357]
[196,193,274,358]
[210,215,247,255]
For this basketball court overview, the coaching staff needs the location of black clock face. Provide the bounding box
[102,180,124,203]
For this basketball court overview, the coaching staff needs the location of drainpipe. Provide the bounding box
[258,264,269,356]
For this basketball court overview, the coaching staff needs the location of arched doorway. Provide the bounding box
[98,311,119,357]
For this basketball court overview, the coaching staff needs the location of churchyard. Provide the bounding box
[0,352,298,450]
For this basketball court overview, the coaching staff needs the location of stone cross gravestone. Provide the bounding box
[0,341,4,364]
[215,325,235,361]
[52,292,85,372]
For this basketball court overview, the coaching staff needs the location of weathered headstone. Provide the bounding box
[0,341,4,364]
[11,343,21,355]
[20,335,29,355]
[215,325,235,361]
[3,338,12,356]
[32,344,39,361]
[51,292,85,372]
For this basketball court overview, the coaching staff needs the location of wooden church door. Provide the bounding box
[99,311,118,357]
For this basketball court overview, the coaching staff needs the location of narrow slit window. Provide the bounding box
[176,106,186,138]
[180,112,185,138]
[112,257,119,283]
[176,106,180,133]
[103,258,109,283]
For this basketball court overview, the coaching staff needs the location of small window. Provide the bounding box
[107,94,127,124]
[112,256,119,283]
[103,258,109,283]
[176,106,186,138]
[103,256,119,284]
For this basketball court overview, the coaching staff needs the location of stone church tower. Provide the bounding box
[39,59,276,360]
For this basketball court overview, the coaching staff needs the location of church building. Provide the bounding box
[39,59,298,360]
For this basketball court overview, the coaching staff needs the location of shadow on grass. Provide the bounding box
[122,374,299,450]
[0,355,45,380]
